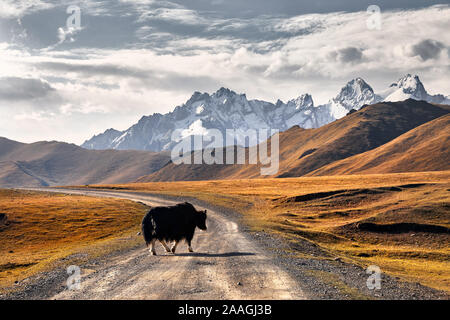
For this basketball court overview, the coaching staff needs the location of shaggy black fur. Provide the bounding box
[141,202,207,253]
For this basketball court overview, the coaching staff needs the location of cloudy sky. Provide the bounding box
[0,0,449,144]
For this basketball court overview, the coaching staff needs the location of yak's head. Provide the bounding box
[196,210,207,231]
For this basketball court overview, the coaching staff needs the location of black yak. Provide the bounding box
[141,202,207,255]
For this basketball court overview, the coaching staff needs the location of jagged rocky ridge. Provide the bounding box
[82,74,449,152]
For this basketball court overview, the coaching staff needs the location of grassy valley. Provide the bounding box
[85,171,450,292]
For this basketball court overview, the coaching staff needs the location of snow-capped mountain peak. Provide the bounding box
[385,74,427,101]
[382,74,448,104]
[213,87,235,97]
[82,128,122,150]
[390,74,422,91]
[292,94,314,110]
[317,77,382,120]
[332,77,380,110]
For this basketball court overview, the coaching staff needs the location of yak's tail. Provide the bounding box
[141,218,155,245]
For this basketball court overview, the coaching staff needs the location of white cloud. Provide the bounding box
[0,0,54,18]
[0,76,55,101]
[138,7,207,25]
[57,27,78,43]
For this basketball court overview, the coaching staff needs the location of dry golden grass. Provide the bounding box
[310,114,450,175]
[0,189,148,291]
[84,171,450,292]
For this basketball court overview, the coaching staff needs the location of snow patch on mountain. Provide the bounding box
[195,105,205,115]
[181,119,208,138]
[82,128,122,150]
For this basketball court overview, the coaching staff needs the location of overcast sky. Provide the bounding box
[0,0,449,144]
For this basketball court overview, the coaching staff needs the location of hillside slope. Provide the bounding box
[0,138,170,187]
[308,114,450,176]
[141,100,450,182]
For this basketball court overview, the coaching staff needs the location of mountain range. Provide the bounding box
[0,138,170,187]
[1,99,449,187]
[82,74,450,152]
[139,99,450,182]
[1,73,449,187]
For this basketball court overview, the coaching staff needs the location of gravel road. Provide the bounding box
[2,188,447,300]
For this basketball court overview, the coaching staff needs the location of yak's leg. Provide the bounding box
[159,240,171,253]
[187,240,194,253]
[150,239,157,255]
[171,241,179,254]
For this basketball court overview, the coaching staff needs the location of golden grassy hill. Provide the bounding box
[308,114,450,175]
